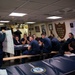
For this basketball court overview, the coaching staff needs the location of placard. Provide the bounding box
[3,30,14,54]
[55,23,66,39]
[70,22,75,35]
[48,24,53,30]
[41,25,46,34]
[35,26,40,32]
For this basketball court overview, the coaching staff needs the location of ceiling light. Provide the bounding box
[0,20,10,23]
[26,22,35,24]
[9,12,27,17]
[46,16,62,19]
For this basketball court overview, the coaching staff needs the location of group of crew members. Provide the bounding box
[13,30,75,56]
[0,28,75,67]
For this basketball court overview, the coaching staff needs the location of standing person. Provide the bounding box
[14,28,22,40]
[41,33,52,53]
[0,29,6,67]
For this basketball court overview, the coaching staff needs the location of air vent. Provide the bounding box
[43,14,51,16]
[60,8,74,13]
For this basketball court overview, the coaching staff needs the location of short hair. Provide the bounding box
[33,34,36,36]
[69,32,74,37]
[24,34,27,36]
[32,34,36,38]
[16,27,19,29]
[41,33,46,36]
[29,35,34,39]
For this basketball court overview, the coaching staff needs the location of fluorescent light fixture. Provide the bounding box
[47,16,62,19]
[9,12,27,17]
[0,20,10,23]
[26,22,35,24]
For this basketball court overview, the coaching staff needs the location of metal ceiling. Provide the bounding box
[0,0,75,23]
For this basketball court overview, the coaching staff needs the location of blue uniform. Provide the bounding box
[42,37,52,53]
[51,38,60,51]
[29,40,40,53]
[60,38,75,55]
[22,40,40,63]
[0,33,6,67]
[23,40,40,55]
[62,38,74,51]
[66,38,74,44]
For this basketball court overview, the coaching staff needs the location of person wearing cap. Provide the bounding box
[0,29,6,67]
